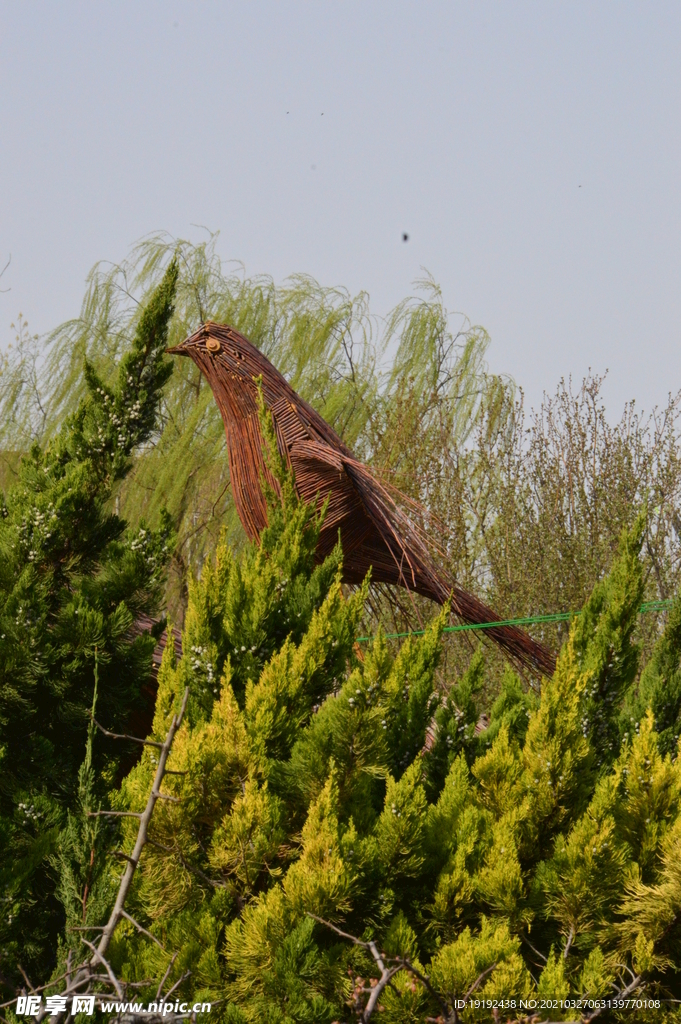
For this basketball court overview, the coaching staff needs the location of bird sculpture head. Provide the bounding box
[167,321,356,543]
[167,321,267,416]
[167,321,303,539]
[167,321,343,442]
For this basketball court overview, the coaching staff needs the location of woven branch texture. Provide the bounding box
[168,322,555,676]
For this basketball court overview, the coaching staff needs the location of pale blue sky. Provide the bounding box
[1,2,680,415]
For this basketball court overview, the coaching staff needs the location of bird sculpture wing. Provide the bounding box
[168,321,556,677]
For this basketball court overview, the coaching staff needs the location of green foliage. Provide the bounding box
[429,917,533,1012]
[484,667,538,748]
[622,593,681,756]
[5,235,681,678]
[4,237,681,1019]
[88,482,681,1021]
[0,262,178,985]
[52,656,116,950]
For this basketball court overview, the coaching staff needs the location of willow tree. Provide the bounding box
[3,231,680,658]
[0,234,502,628]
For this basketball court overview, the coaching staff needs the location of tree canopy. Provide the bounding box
[2,236,681,1021]
[15,462,680,1022]
[2,233,679,656]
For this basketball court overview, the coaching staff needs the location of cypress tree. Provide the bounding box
[0,261,178,984]
[104,477,681,1021]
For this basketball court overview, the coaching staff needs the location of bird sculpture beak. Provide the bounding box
[165,343,190,356]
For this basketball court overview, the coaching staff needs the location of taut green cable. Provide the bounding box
[355,598,675,644]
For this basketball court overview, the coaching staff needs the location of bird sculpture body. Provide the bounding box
[169,322,555,676]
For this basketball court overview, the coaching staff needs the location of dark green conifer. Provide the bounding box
[0,261,178,984]
[622,593,681,756]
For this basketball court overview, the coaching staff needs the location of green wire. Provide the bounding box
[355,598,675,643]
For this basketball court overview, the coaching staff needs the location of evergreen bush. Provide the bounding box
[0,260,178,984]
[96,459,681,1021]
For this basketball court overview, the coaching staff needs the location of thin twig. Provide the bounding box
[146,836,174,853]
[161,970,191,1003]
[0,254,11,292]
[86,810,142,819]
[17,965,35,993]
[79,938,123,1000]
[91,717,164,748]
[155,953,178,1001]
[120,909,166,951]
[146,837,226,889]
[211,479,231,518]
[307,913,370,949]
[583,973,642,1021]
[563,923,575,960]
[463,962,497,1000]
[113,850,138,864]
[614,961,638,984]
[399,958,450,1020]
[521,931,548,964]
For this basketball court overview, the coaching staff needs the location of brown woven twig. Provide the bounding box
[168,323,555,676]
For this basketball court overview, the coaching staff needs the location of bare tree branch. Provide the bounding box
[79,938,123,1000]
[520,931,548,964]
[563,923,575,960]
[308,913,459,1023]
[463,962,497,1000]
[161,970,192,1004]
[307,915,395,1020]
[307,913,371,950]
[113,850,138,864]
[0,964,89,1009]
[364,964,401,1020]
[155,953,178,1002]
[16,966,35,994]
[0,254,10,292]
[96,688,188,960]
[91,717,164,748]
[398,958,450,1021]
[34,689,189,1023]
[146,837,226,889]
[120,909,166,952]
[87,810,142,819]
[583,973,643,1022]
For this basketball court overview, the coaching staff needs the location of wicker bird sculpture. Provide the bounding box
[168,322,555,676]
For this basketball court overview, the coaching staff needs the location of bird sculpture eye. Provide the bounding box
[206,338,221,353]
